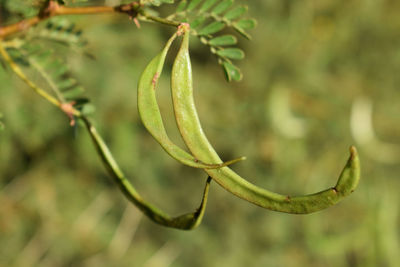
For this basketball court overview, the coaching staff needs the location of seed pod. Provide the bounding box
[171,30,361,214]
[81,116,211,230]
[137,32,244,169]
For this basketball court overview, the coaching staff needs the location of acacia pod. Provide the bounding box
[171,29,361,214]
[81,116,210,230]
[137,32,244,169]
[0,31,211,230]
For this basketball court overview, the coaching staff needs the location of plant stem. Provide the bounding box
[0,2,114,39]
[0,1,181,40]
[139,11,181,27]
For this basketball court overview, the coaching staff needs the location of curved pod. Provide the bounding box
[81,116,211,230]
[171,30,361,214]
[137,33,244,169]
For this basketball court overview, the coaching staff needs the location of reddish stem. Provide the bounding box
[0,1,140,39]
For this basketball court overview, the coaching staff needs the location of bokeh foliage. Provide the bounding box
[1,0,400,266]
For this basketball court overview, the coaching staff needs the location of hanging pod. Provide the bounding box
[170,28,361,214]
[81,116,211,230]
[137,31,245,169]
[0,41,212,230]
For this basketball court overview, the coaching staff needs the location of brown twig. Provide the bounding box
[0,1,141,40]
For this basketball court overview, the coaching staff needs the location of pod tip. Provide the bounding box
[349,145,357,160]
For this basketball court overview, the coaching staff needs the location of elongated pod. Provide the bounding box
[137,32,245,169]
[171,29,361,214]
[0,41,211,230]
[81,116,210,230]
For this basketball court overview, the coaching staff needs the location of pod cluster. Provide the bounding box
[0,22,361,230]
[135,24,361,229]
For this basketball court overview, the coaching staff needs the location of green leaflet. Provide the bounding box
[233,18,257,40]
[212,0,233,15]
[200,0,218,12]
[209,35,237,46]
[190,16,207,29]
[187,0,202,11]
[198,21,225,35]
[222,61,242,81]
[81,116,211,230]
[216,47,245,59]
[171,31,361,214]
[137,32,244,169]
[176,0,188,12]
[224,5,248,20]
[234,18,257,30]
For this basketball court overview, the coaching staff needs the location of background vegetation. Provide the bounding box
[1,0,399,266]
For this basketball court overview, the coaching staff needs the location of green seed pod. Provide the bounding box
[171,30,361,214]
[81,116,211,230]
[137,32,244,169]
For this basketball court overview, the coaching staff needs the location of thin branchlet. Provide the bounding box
[0,1,180,40]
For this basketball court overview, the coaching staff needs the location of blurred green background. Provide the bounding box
[1,0,400,266]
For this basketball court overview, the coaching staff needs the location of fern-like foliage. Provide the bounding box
[26,19,88,49]
[1,0,39,20]
[31,48,87,103]
[168,0,257,81]
[4,19,92,114]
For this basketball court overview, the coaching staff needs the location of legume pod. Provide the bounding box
[81,116,210,230]
[171,29,361,214]
[137,32,245,169]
